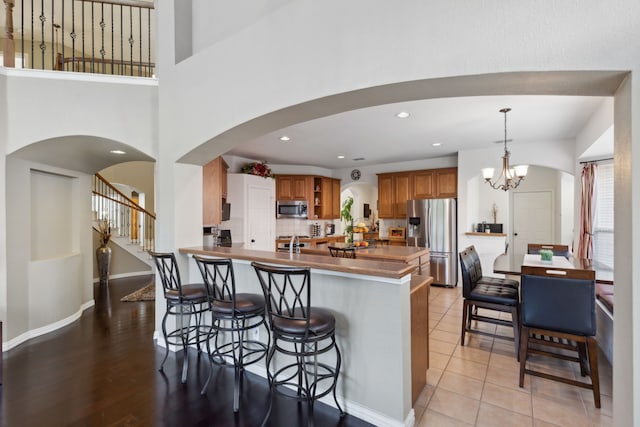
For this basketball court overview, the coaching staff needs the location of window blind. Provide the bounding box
[593,163,614,271]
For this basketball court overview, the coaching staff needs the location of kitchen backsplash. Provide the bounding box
[377,219,405,238]
[276,218,338,237]
[276,217,405,238]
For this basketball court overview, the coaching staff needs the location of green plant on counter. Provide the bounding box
[341,196,354,245]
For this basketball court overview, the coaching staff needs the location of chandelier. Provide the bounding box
[481,108,528,191]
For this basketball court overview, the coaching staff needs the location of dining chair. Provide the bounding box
[459,246,521,356]
[519,265,600,407]
[527,243,571,259]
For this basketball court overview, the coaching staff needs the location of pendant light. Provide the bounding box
[481,108,528,191]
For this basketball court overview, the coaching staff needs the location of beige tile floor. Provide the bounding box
[413,285,613,427]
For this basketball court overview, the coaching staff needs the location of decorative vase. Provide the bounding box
[96,244,112,285]
[345,231,354,246]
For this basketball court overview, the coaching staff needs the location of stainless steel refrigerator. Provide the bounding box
[406,198,458,287]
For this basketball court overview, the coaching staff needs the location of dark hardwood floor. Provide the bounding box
[1,275,372,427]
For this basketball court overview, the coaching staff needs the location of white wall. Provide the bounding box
[4,71,156,156]
[5,157,93,347]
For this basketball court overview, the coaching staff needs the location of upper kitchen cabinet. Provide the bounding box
[434,167,458,198]
[313,177,341,219]
[378,167,458,219]
[332,178,341,218]
[412,167,458,199]
[377,172,412,218]
[377,174,394,218]
[276,175,312,201]
[394,172,412,218]
[203,156,229,225]
[412,170,435,199]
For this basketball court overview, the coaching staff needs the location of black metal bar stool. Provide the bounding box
[194,256,270,412]
[150,251,210,383]
[251,261,345,425]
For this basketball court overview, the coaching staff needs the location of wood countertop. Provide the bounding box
[275,235,345,244]
[301,243,430,263]
[179,245,416,279]
[465,232,507,237]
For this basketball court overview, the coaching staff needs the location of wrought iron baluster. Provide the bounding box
[90,1,94,73]
[81,0,85,72]
[111,3,114,74]
[30,0,34,69]
[138,6,141,77]
[21,0,25,68]
[147,8,151,77]
[128,5,133,76]
[61,0,65,71]
[50,0,54,69]
[39,0,47,70]
[71,0,75,71]
[100,2,105,74]
[119,5,122,75]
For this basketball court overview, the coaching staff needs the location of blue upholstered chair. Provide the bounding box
[519,266,600,408]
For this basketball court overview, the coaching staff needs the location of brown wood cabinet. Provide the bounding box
[434,167,458,197]
[332,178,341,218]
[277,175,340,219]
[276,175,311,201]
[413,170,435,199]
[377,174,394,218]
[378,167,458,218]
[410,275,431,404]
[377,172,413,218]
[394,173,412,218]
[203,156,228,225]
[312,177,341,219]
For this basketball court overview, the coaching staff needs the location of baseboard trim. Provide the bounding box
[244,364,414,427]
[152,335,415,427]
[92,270,153,283]
[3,300,95,352]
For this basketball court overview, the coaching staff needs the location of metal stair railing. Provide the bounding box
[92,172,155,252]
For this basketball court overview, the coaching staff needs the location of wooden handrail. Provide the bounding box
[63,57,156,68]
[78,0,154,9]
[94,172,156,219]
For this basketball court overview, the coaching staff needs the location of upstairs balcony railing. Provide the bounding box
[2,0,155,77]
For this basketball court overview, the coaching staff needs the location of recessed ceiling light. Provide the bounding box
[396,111,410,118]
[337,155,345,159]
[432,143,442,147]
[279,136,291,142]
[110,149,126,155]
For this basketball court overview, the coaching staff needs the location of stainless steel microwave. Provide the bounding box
[276,200,308,219]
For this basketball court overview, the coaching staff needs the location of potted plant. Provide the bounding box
[340,196,354,245]
[96,218,112,285]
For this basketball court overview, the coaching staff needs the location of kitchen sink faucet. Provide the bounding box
[289,235,300,254]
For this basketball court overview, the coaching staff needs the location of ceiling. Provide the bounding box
[227,95,611,169]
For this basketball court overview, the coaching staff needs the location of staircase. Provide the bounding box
[92,173,155,266]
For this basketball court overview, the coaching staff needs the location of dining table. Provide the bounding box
[493,252,612,283]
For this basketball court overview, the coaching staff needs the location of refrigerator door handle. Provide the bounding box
[427,205,431,248]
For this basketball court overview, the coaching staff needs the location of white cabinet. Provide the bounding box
[226,174,276,251]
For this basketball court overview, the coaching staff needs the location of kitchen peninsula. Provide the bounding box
[302,243,430,274]
[179,245,430,427]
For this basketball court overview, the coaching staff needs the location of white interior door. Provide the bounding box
[512,191,553,260]
[246,185,275,251]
